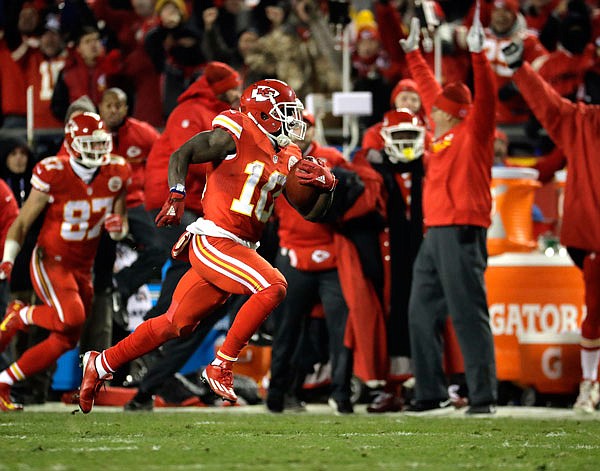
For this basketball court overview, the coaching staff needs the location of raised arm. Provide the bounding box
[401,17,442,116]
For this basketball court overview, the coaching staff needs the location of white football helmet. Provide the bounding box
[380,108,425,164]
[64,112,112,167]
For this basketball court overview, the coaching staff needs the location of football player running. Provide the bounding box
[0,112,131,412]
[78,79,336,412]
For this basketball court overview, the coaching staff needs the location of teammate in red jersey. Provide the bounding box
[0,112,131,412]
[78,79,337,412]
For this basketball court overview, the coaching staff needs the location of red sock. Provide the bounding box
[219,283,285,360]
[104,315,178,371]
[28,305,65,331]
[14,333,74,377]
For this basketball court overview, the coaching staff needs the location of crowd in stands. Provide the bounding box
[1,0,600,414]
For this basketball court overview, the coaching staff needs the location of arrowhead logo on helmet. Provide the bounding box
[240,79,306,143]
[251,86,280,102]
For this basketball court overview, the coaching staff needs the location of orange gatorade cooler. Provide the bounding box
[488,167,541,256]
[486,252,586,394]
[518,331,581,394]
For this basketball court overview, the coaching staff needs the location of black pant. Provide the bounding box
[268,250,353,402]
[408,226,497,406]
[114,204,169,301]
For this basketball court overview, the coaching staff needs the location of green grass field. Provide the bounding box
[2,406,600,470]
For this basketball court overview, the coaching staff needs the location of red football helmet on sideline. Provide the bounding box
[64,112,112,167]
[380,108,425,164]
[240,79,306,143]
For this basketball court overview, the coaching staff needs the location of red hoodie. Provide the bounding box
[144,76,232,213]
[406,50,496,228]
[514,62,600,252]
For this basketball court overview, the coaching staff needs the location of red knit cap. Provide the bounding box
[433,82,472,119]
[493,0,520,15]
[204,62,241,95]
[302,110,315,126]
[494,128,508,143]
[390,78,419,107]
[356,25,380,42]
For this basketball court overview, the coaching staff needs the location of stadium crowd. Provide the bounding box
[1,0,600,415]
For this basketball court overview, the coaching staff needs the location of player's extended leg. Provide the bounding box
[0,256,88,412]
[79,267,229,413]
[575,252,600,413]
[190,235,287,402]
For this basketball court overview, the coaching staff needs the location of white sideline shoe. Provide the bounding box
[573,380,599,414]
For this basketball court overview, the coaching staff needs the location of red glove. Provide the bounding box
[155,192,186,227]
[104,214,123,234]
[0,261,13,281]
[295,157,337,192]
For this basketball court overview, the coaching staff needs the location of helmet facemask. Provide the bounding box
[70,130,113,168]
[382,127,424,163]
[270,98,306,142]
[380,108,425,164]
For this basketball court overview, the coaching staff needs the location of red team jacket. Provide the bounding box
[406,50,496,228]
[30,155,131,271]
[514,63,600,252]
[144,75,233,214]
[109,117,160,208]
[274,141,346,271]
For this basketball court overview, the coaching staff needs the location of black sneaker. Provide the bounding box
[124,396,154,411]
[266,395,283,413]
[328,398,354,415]
[283,394,307,412]
[404,399,452,412]
[465,404,496,415]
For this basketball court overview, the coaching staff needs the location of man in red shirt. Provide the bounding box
[0,113,131,412]
[400,12,498,414]
[98,88,165,307]
[479,0,548,124]
[504,38,600,414]
[78,79,337,413]
[13,13,67,129]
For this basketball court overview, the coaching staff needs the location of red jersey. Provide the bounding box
[17,48,67,128]
[0,179,19,252]
[111,117,160,208]
[274,141,345,271]
[201,110,301,243]
[30,155,131,270]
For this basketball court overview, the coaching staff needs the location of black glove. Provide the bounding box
[502,40,524,70]
[498,81,520,102]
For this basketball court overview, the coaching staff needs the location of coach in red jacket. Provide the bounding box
[504,40,600,414]
[401,15,497,414]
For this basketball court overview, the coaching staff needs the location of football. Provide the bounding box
[283,160,321,214]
